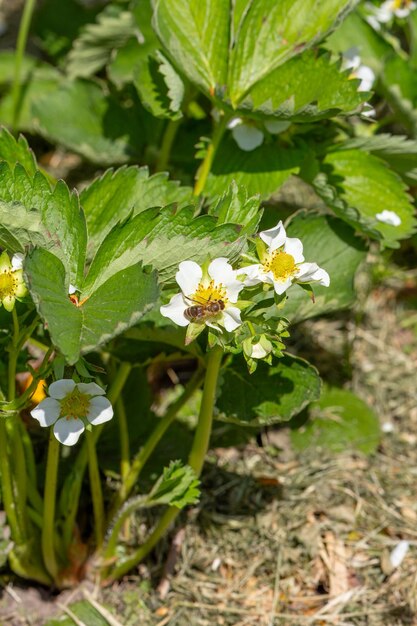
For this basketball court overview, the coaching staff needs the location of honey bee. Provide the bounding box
[184,296,225,322]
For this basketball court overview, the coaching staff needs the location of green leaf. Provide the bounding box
[209,181,262,235]
[25,248,160,364]
[334,134,417,185]
[79,165,193,252]
[44,600,109,626]
[381,54,417,136]
[84,205,247,290]
[282,212,367,323]
[33,79,146,164]
[0,164,87,286]
[228,0,357,105]
[216,354,321,427]
[134,51,185,119]
[153,0,358,109]
[322,149,417,247]
[0,127,37,176]
[147,460,200,508]
[207,137,301,199]
[67,4,138,79]
[108,0,160,86]
[153,0,230,95]
[0,65,60,133]
[237,50,364,120]
[291,387,380,455]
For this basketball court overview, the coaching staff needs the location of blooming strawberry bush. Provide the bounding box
[0,0,416,589]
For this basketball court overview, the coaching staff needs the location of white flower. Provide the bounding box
[342,48,375,92]
[0,251,27,312]
[160,258,244,333]
[30,379,113,446]
[376,210,402,226]
[228,117,264,151]
[243,336,273,359]
[264,120,291,134]
[368,0,416,24]
[242,221,330,295]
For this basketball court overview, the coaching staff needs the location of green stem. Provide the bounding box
[11,0,37,132]
[42,431,60,581]
[155,118,182,172]
[107,347,223,581]
[86,430,104,548]
[0,418,24,544]
[60,363,131,550]
[193,115,229,196]
[116,395,130,482]
[104,366,205,554]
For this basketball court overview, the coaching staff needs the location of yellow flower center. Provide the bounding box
[392,0,411,8]
[59,388,90,420]
[192,280,227,305]
[0,270,18,299]
[263,251,297,282]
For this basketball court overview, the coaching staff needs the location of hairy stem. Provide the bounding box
[104,365,205,556]
[11,0,37,131]
[107,347,223,581]
[42,431,60,581]
[155,118,182,172]
[60,362,132,550]
[193,114,229,196]
[86,430,105,547]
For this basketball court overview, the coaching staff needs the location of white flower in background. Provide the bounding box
[30,380,114,446]
[160,258,244,332]
[228,118,291,151]
[367,0,416,25]
[0,251,27,312]
[264,120,291,134]
[242,221,330,295]
[342,47,376,92]
[376,210,402,226]
[228,118,264,151]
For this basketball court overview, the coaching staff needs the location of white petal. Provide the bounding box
[208,257,234,284]
[87,396,114,425]
[221,306,242,331]
[53,417,85,446]
[376,210,402,226]
[297,263,330,287]
[176,261,202,296]
[264,120,290,134]
[77,382,106,396]
[231,124,264,151]
[11,253,24,270]
[251,343,268,359]
[68,284,77,295]
[160,293,189,327]
[272,277,293,295]
[356,65,375,92]
[49,379,76,399]
[342,47,361,71]
[284,237,304,263]
[241,263,264,286]
[227,117,243,129]
[260,221,286,251]
[30,398,61,427]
